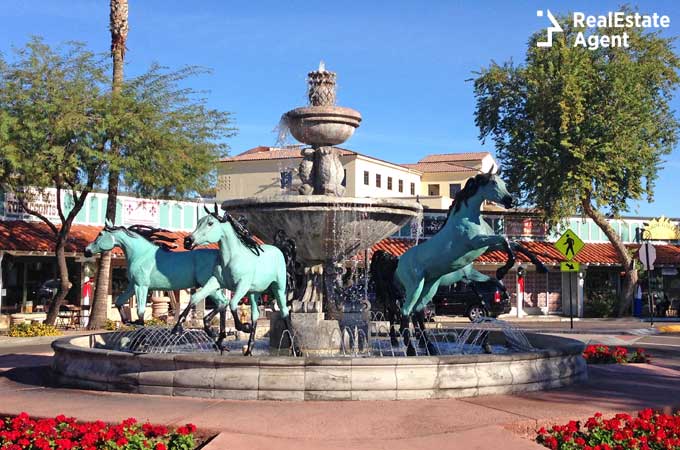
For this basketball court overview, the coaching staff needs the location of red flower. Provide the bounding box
[155,443,167,450]
[116,437,129,446]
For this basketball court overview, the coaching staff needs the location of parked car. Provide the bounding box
[431,280,511,321]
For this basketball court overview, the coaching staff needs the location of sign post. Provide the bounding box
[555,229,585,329]
[639,242,657,326]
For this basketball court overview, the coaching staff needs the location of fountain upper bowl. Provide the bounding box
[284,106,362,146]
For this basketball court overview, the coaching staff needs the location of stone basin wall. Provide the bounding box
[51,332,587,401]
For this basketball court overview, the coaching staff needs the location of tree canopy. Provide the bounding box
[0,37,236,323]
[473,10,680,313]
[474,16,679,225]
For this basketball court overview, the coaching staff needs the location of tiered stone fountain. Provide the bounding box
[51,64,587,401]
[223,62,422,354]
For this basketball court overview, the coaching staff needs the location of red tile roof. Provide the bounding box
[368,238,680,267]
[400,162,479,174]
[221,146,356,162]
[0,221,217,256]
[418,152,490,164]
[4,220,680,267]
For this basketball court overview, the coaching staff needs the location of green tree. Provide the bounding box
[473,12,680,315]
[0,39,110,324]
[0,38,235,325]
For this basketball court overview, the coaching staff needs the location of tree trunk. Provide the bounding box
[45,238,73,325]
[581,197,638,316]
[89,0,128,330]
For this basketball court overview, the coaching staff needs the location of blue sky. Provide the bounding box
[2,0,680,217]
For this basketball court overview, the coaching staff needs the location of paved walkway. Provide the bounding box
[0,347,679,449]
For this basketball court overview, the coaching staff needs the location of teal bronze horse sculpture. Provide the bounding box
[372,170,547,355]
[84,219,229,332]
[174,207,298,356]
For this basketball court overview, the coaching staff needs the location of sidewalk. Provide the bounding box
[0,329,98,348]
[0,352,679,449]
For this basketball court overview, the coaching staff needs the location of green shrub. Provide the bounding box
[8,322,61,337]
[585,290,617,318]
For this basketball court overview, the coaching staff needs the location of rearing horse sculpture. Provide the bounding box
[373,170,547,355]
[174,207,298,356]
[84,219,229,329]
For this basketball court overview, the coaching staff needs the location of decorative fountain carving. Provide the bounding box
[280,62,362,197]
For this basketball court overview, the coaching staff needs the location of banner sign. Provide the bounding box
[505,217,547,237]
[122,198,160,226]
[2,188,59,221]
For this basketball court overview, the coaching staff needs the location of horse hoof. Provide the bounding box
[241,323,252,334]
[171,324,184,335]
[406,345,417,356]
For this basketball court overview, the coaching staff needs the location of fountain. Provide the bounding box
[223,62,422,355]
[51,64,587,401]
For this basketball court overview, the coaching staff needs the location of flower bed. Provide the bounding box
[0,413,198,449]
[582,345,650,364]
[8,323,61,337]
[536,409,680,450]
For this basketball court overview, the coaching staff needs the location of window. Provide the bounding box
[410,182,416,195]
[428,184,440,196]
[449,183,462,198]
[280,171,293,189]
[398,179,403,193]
[363,170,369,185]
[387,177,393,190]
[376,174,381,188]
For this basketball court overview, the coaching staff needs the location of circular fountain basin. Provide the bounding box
[51,332,586,401]
[284,106,362,146]
[222,196,422,266]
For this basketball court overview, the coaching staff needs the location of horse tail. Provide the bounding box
[369,250,402,314]
[273,230,298,294]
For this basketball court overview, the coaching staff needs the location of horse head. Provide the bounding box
[85,219,118,257]
[453,168,514,212]
[186,204,263,256]
[185,204,226,250]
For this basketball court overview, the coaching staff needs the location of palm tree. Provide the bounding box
[89,0,128,329]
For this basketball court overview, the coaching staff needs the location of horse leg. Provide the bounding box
[400,277,425,356]
[413,279,439,346]
[243,294,259,356]
[202,298,221,338]
[172,277,221,335]
[510,242,548,273]
[132,285,149,326]
[114,284,135,325]
[211,290,230,351]
[273,282,300,357]
[227,283,251,335]
[388,307,400,347]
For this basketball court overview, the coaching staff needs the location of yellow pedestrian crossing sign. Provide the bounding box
[560,261,580,272]
[555,229,584,260]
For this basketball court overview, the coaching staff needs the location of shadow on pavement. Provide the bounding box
[0,354,52,388]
